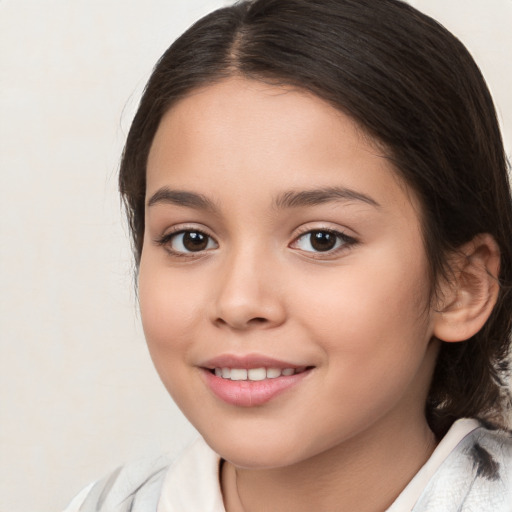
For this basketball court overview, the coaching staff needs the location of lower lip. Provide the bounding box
[201,368,312,407]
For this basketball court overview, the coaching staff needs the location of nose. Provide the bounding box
[211,247,286,330]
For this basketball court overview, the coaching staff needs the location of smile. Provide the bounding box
[212,367,307,381]
[201,359,314,406]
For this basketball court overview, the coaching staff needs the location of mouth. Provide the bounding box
[199,355,315,407]
[207,366,311,381]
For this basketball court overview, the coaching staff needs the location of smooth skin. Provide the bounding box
[139,78,499,512]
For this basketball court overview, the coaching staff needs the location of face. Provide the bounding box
[140,78,439,469]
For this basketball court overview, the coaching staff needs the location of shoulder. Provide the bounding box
[63,454,171,512]
[62,437,221,512]
[414,423,512,511]
[469,423,512,479]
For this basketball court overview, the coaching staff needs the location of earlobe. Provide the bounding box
[433,233,500,343]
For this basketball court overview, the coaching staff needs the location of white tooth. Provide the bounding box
[214,368,222,377]
[230,368,248,381]
[282,368,295,376]
[248,368,266,381]
[221,367,231,379]
[266,368,281,379]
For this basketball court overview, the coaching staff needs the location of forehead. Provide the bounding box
[150,78,368,166]
[146,78,418,218]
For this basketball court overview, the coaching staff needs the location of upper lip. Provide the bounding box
[200,353,310,370]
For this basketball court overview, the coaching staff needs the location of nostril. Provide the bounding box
[251,317,267,323]
[214,308,282,330]
[214,316,269,329]
[246,317,269,326]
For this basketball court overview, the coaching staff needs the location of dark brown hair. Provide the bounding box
[119,0,512,436]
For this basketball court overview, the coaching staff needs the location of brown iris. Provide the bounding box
[182,231,209,251]
[309,230,337,251]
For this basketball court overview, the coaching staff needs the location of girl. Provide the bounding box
[65,0,512,510]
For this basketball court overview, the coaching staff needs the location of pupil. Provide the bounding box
[311,231,336,251]
[183,232,208,251]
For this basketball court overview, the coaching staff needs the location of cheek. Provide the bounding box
[290,245,432,363]
[297,264,434,427]
[138,255,200,358]
[138,261,206,411]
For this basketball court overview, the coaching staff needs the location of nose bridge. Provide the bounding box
[213,239,285,329]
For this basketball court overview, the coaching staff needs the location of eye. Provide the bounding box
[292,229,354,253]
[157,230,218,254]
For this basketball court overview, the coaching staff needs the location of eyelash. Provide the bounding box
[154,228,218,257]
[154,227,357,258]
[290,228,357,257]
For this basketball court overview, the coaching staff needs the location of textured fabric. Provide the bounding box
[64,420,512,512]
[412,425,512,511]
[64,455,170,512]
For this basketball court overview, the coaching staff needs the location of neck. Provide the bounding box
[221,414,437,512]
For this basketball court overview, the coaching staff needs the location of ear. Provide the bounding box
[433,233,500,343]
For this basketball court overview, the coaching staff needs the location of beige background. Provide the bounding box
[0,1,510,511]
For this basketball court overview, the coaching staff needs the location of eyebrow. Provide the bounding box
[273,186,381,209]
[147,187,219,212]
[147,185,380,211]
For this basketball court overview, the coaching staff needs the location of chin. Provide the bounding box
[202,425,329,470]
[201,430,301,469]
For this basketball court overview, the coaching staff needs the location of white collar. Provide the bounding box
[386,418,480,511]
[158,436,225,512]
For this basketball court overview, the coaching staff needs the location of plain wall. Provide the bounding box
[0,1,510,511]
